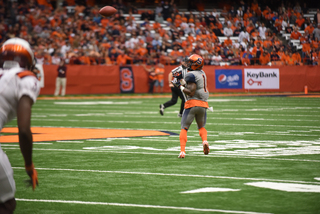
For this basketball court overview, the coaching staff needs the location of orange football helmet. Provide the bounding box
[186,54,204,71]
[0,38,35,70]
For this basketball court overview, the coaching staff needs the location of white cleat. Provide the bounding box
[203,141,210,155]
[178,151,186,158]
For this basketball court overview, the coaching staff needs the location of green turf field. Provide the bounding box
[1,95,320,214]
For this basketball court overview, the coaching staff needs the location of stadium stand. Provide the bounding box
[1,0,319,66]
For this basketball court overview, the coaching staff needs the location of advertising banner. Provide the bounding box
[244,68,279,89]
[120,66,134,93]
[215,69,242,89]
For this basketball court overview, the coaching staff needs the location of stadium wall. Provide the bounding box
[40,65,320,95]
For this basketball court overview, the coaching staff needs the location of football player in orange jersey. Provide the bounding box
[0,38,40,214]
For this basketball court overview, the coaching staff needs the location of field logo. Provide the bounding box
[215,69,242,89]
[244,69,279,89]
[0,127,171,143]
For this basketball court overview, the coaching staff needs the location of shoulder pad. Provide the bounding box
[185,73,196,83]
[16,70,37,79]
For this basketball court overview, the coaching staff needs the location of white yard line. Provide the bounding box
[11,167,320,185]
[15,198,272,214]
[32,110,320,118]
[28,118,320,129]
[4,147,320,163]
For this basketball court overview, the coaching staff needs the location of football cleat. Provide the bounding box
[178,151,186,158]
[159,104,164,116]
[203,141,210,155]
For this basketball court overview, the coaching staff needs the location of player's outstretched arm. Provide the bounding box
[17,95,38,190]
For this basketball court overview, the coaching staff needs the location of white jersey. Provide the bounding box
[0,67,40,132]
[171,65,188,79]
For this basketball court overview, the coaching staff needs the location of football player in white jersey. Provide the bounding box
[172,54,209,158]
[0,38,40,214]
[159,57,188,117]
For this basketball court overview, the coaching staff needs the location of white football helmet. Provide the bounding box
[0,37,35,70]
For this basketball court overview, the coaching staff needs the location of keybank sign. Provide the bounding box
[244,69,279,89]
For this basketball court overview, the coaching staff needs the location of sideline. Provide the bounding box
[38,93,320,100]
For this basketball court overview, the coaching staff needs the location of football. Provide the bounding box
[99,6,117,17]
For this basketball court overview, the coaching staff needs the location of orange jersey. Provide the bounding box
[293,53,301,63]
[262,40,272,48]
[302,43,311,53]
[295,18,305,27]
[241,57,250,65]
[290,31,302,40]
[155,67,164,81]
[184,100,209,109]
[259,53,270,65]
[305,26,314,35]
[224,39,233,46]
[286,56,296,65]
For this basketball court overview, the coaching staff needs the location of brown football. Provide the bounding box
[99,6,117,17]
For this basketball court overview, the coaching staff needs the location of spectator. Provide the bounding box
[252,41,263,61]
[224,24,233,37]
[285,51,297,65]
[314,24,320,40]
[155,2,163,15]
[270,48,280,62]
[155,12,164,24]
[224,36,233,47]
[154,63,165,93]
[211,51,223,65]
[116,51,132,65]
[295,15,305,30]
[52,53,61,65]
[258,22,267,39]
[313,9,320,25]
[142,62,157,94]
[162,0,173,20]
[293,50,302,65]
[239,28,250,44]
[259,49,271,65]
[241,54,251,65]
[290,26,302,40]
[233,24,242,37]
[54,60,67,96]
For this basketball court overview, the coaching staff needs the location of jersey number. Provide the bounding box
[202,74,207,92]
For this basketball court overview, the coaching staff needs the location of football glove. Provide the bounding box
[171,78,181,87]
[25,163,38,190]
[172,70,182,80]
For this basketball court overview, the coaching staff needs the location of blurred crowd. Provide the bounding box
[1,0,319,66]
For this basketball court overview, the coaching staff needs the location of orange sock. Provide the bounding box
[179,129,188,152]
[199,127,207,142]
